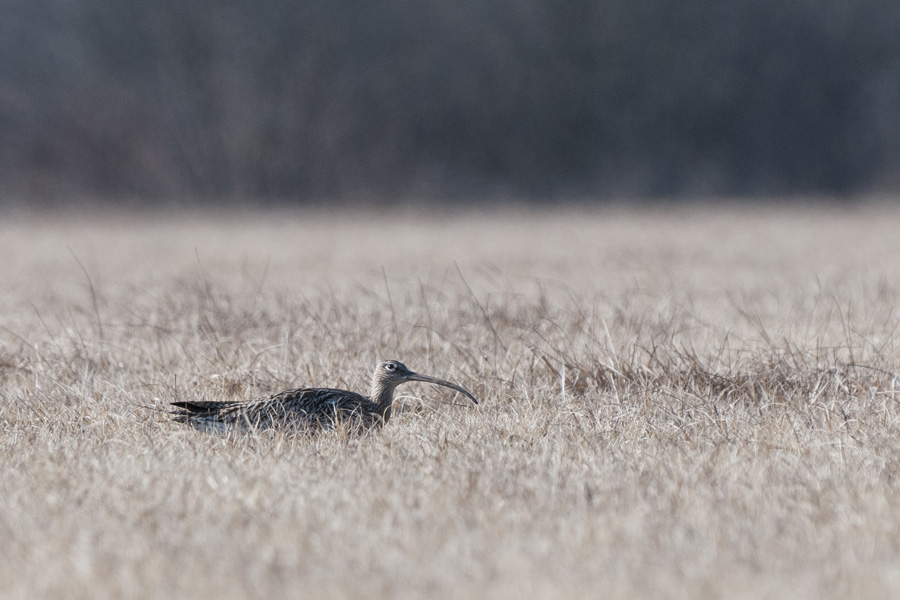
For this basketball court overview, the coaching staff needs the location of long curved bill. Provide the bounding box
[406,372,479,404]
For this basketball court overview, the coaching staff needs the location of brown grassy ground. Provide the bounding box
[1,206,900,599]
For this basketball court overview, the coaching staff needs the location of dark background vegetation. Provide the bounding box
[2,0,900,204]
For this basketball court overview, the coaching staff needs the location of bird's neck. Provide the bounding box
[370,384,396,423]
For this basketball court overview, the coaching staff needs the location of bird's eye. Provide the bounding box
[385,362,397,371]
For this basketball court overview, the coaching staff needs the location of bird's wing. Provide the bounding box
[171,388,369,430]
[270,387,369,421]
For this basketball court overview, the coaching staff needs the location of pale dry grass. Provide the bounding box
[2,206,900,599]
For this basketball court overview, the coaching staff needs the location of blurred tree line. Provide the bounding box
[1,0,899,203]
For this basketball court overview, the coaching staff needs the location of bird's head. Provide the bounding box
[371,360,478,404]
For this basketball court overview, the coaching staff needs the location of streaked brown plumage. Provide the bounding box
[170,360,478,433]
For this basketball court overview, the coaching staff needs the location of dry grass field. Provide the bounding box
[2,206,900,599]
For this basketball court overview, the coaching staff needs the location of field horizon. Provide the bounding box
[2,206,900,599]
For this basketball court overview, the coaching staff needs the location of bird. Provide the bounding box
[170,360,478,434]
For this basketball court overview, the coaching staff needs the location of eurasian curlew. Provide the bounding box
[170,360,478,433]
